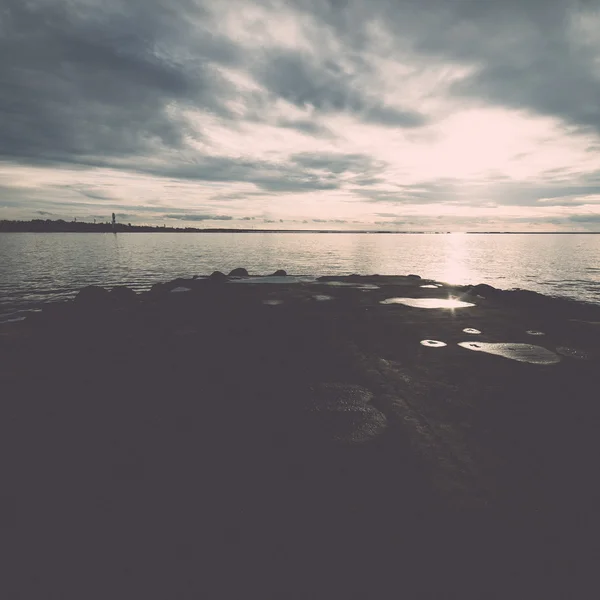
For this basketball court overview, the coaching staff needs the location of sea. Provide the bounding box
[1,232,599,322]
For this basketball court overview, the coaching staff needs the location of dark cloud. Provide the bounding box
[255,50,426,128]
[292,0,600,134]
[277,119,333,137]
[0,0,241,164]
[164,213,233,221]
[290,152,384,175]
[312,218,347,223]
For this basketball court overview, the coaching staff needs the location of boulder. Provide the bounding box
[271,269,287,277]
[110,286,137,304]
[210,271,228,282]
[74,285,110,305]
[149,282,168,295]
[228,268,249,277]
[468,283,497,298]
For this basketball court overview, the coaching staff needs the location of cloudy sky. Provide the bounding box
[1,0,600,230]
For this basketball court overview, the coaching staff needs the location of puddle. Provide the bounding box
[458,342,561,365]
[420,340,447,347]
[556,346,590,360]
[420,284,439,289]
[463,328,481,334]
[313,295,334,301]
[322,281,357,287]
[380,297,475,309]
[263,299,283,306]
[170,287,191,293]
[358,284,380,290]
[526,330,545,336]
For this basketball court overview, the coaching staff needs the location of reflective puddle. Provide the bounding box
[458,342,561,364]
[420,340,447,347]
[358,284,380,290]
[463,328,482,334]
[526,330,545,336]
[380,297,475,308]
[323,281,357,287]
[322,281,380,290]
[420,284,440,289]
[556,346,590,360]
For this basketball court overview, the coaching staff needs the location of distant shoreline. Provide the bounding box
[1,219,598,234]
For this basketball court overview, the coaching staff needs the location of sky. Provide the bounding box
[1,0,600,231]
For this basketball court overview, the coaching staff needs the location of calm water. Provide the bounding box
[1,233,599,321]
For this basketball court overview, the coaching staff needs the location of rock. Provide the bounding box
[110,286,137,304]
[468,283,497,297]
[150,282,168,295]
[228,268,249,277]
[304,383,387,444]
[272,269,287,277]
[74,285,110,305]
[210,271,228,282]
[407,274,422,279]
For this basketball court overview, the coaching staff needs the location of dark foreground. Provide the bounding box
[2,272,600,599]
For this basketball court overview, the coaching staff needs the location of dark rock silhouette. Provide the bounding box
[407,274,422,279]
[110,286,137,304]
[228,267,249,277]
[210,270,228,282]
[74,285,110,305]
[149,282,168,295]
[468,283,498,297]
[272,269,287,276]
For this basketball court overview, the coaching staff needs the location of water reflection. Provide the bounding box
[442,233,472,284]
[380,297,475,308]
[420,340,447,347]
[463,328,481,334]
[458,341,561,364]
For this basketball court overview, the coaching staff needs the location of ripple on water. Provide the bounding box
[420,340,447,347]
[458,342,561,364]
[463,328,481,334]
[526,330,545,336]
[380,297,475,309]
